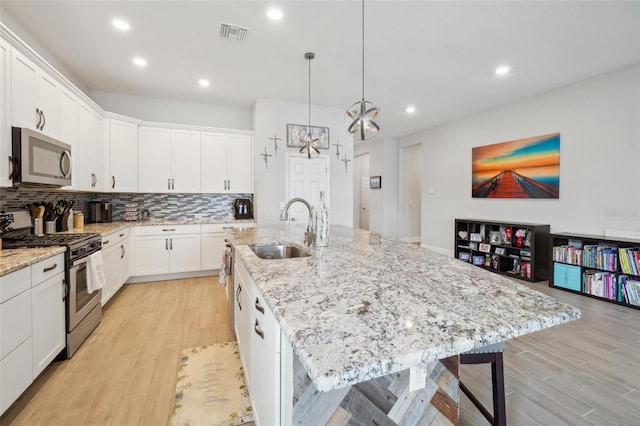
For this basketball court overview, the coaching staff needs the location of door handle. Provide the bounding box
[254,297,265,314]
[166,238,168,250]
[254,319,264,339]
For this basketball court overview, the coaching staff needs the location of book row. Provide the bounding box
[553,244,621,273]
[459,252,531,279]
[582,271,640,307]
[619,247,640,276]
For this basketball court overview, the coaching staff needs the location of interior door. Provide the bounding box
[360,176,370,230]
[287,156,328,225]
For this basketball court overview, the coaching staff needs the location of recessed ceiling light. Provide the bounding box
[112,19,130,31]
[406,106,416,114]
[495,65,511,76]
[267,8,283,20]
[132,57,147,67]
[198,79,210,87]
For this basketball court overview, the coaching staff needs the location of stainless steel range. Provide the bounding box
[2,211,103,358]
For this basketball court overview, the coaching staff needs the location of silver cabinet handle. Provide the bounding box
[166,238,168,250]
[103,240,110,245]
[119,233,125,237]
[112,176,116,189]
[254,319,264,339]
[171,178,175,190]
[36,108,42,129]
[255,297,264,314]
[162,228,176,232]
[168,178,171,190]
[236,285,242,310]
[170,238,173,250]
[228,180,231,191]
[121,245,125,259]
[43,263,58,273]
[40,110,46,130]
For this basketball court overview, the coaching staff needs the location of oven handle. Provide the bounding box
[72,257,90,268]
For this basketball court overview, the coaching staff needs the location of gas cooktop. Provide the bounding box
[1,233,101,249]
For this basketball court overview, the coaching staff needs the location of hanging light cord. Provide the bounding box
[361,0,365,102]
[308,54,312,127]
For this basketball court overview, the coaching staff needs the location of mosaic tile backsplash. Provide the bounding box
[0,188,252,221]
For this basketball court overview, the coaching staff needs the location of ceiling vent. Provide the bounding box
[219,22,249,43]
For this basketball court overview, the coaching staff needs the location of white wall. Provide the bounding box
[353,153,370,229]
[399,143,422,239]
[91,91,252,130]
[354,137,399,237]
[399,64,640,252]
[252,98,353,226]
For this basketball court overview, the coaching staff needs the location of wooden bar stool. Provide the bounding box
[459,341,507,426]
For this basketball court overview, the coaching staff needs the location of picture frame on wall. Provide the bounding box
[370,176,382,189]
[286,124,330,149]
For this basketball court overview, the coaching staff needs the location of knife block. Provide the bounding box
[57,212,70,232]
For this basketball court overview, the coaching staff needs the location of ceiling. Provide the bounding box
[2,1,639,139]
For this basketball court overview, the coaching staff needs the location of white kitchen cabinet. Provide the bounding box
[117,230,131,292]
[234,258,281,425]
[134,225,202,276]
[138,126,201,193]
[31,272,65,377]
[1,254,65,415]
[0,37,10,188]
[10,49,59,138]
[76,100,105,190]
[58,87,78,190]
[201,132,253,193]
[101,238,120,305]
[201,224,232,270]
[107,117,139,192]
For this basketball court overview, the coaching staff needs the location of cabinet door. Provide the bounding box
[117,238,130,291]
[0,37,10,187]
[10,49,38,130]
[58,87,78,190]
[36,71,59,138]
[31,273,64,377]
[77,101,104,190]
[233,263,252,388]
[201,233,226,270]
[251,328,280,426]
[169,234,202,273]
[134,235,170,276]
[0,290,31,360]
[201,132,228,193]
[139,126,171,193]
[101,243,119,305]
[0,338,33,414]
[227,134,253,193]
[170,129,201,193]
[109,119,139,192]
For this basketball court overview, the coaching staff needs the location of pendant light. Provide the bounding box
[299,52,321,159]
[345,0,381,141]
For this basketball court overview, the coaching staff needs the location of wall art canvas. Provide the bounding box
[472,133,560,198]
[286,124,330,149]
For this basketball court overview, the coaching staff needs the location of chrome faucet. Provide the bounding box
[279,198,315,246]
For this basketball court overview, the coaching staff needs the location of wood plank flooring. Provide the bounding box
[1,276,639,425]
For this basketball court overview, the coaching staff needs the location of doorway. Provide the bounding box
[286,154,328,224]
[399,144,422,240]
[354,153,370,230]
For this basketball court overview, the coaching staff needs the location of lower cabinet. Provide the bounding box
[134,225,202,276]
[234,258,281,425]
[1,254,65,415]
[101,228,131,305]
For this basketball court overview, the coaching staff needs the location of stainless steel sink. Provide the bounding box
[249,243,311,260]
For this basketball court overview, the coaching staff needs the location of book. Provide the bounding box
[458,252,470,262]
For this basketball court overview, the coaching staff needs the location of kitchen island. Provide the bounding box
[229,225,580,425]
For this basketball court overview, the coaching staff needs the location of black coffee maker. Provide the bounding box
[233,198,253,220]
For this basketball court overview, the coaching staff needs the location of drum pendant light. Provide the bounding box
[345,0,381,141]
[299,52,321,159]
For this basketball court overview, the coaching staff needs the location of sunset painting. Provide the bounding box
[472,133,560,198]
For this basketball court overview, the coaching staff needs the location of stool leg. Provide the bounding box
[491,352,506,426]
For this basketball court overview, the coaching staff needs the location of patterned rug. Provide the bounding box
[170,342,254,426]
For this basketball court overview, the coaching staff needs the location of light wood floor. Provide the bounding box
[1,276,639,425]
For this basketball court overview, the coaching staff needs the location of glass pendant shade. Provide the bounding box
[345,99,381,141]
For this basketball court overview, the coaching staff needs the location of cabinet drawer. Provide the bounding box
[31,254,65,286]
[0,267,31,303]
[201,224,232,233]
[135,224,201,236]
[1,289,32,359]
[103,227,131,247]
[553,263,582,292]
[0,338,33,414]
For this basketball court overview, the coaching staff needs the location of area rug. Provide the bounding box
[170,341,254,426]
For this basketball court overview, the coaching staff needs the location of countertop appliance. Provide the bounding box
[2,210,103,358]
[233,198,253,220]
[10,127,72,187]
[88,201,113,223]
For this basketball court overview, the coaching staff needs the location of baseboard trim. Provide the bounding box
[127,269,217,283]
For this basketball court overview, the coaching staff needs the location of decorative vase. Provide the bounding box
[315,190,329,247]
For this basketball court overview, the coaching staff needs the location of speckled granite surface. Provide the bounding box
[230,225,581,392]
[0,247,67,276]
[61,219,255,237]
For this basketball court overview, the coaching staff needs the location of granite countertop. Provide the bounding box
[0,246,67,277]
[230,225,581,392]
[61,219,256,237]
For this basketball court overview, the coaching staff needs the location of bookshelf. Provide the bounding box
[455,219,550,282]
[550,233,640,310]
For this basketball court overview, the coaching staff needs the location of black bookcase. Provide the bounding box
[454,219,550,282]
[550,232,640,310]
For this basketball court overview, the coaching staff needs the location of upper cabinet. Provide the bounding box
[138,126,201,193]
[202,132,253,193]
[10,49,59,138]
[0,37,11,187]
[107,115,139,192]
[75,101,105,191]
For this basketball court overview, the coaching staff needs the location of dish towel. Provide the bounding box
[219,252,227,286]
[87,251,106,294]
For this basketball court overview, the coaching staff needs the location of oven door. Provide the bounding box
[68,256,102,331]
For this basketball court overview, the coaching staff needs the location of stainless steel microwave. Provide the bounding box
[10,126,72,187]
